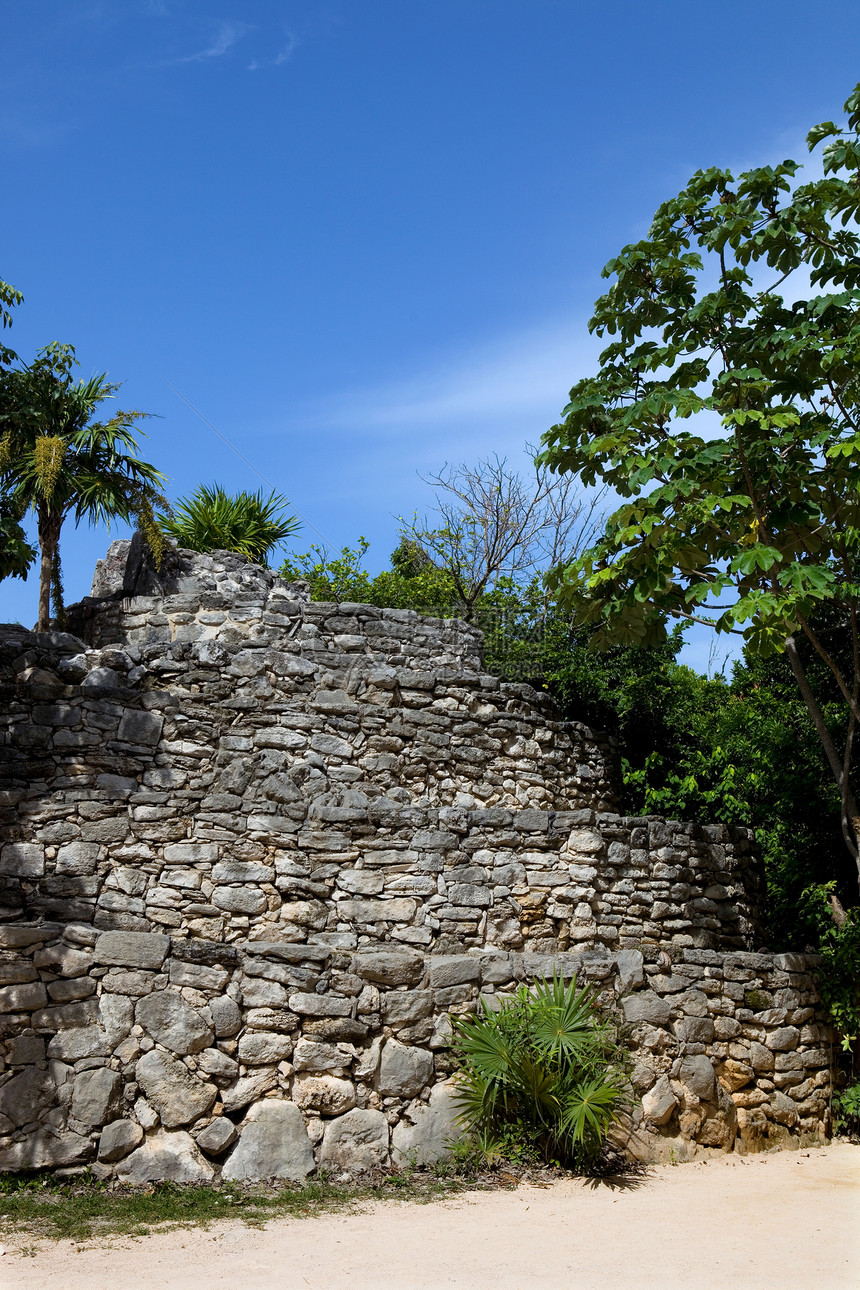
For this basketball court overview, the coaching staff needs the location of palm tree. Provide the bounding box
[160,483,300,566]
[0,343,168,631]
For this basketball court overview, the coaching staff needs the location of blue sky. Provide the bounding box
[2,0,859,673]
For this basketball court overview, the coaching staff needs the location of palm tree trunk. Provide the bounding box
[36,506,61,633]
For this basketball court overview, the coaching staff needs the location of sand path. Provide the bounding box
[3,1143,858,1290]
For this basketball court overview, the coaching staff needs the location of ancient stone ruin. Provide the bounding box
[0,540,834,1181]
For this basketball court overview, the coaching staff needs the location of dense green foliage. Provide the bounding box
[161,483,299,566]
[452,975,625,1170]
[540,84,860,886]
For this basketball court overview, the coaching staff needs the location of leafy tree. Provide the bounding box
[160,483,299,567]
[0,274,22,366]
[540,84,860,888]
[0,343,166,630]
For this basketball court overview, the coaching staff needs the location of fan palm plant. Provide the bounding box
[452,974,626,1169]
[0,343,167,630]
[160,483,300,566]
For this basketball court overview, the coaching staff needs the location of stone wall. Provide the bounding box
[0,543,834,1180]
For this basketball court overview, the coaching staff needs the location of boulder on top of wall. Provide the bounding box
[221,1100,314,1182]
[391,1080,461,1166]
[117,1129,215,1185]
[319,1108,390,1172]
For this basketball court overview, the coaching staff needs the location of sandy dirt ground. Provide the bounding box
[2,1143,857,1290]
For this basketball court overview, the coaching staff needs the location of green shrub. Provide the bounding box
[451,974,626,1170]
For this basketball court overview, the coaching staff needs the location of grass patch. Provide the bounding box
[0,1169,482,1245]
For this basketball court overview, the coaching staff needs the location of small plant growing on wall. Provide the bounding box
[451,974,626,1171]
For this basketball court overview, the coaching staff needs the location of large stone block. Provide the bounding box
[98,1119,145,1162]
[392,1081,461,1166]
[621,992,671,1028]
[117,710,164,747]
[0,980,48,1012]
[320,1108,390,1172]
[0,843,44,877]
[352,948,424,986]
[0,1130,91,1170]
[135,1050,217,1127]
[72,1068,123,1126]
[94,931,170,970]
[0,1067,56,1127]
[221,1101,314,1182]
[377,1039,434,1098]
[117,1129,214,1184]
[292,1073,357,1115]
[136,991,213,1055]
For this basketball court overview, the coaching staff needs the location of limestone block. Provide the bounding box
[377,1039,434,1098]
[209,995,243,1037]
[135,991,214,1055]
[289,992,352,1017]
[621,992,671,1028]
[0,1067,56,1127]
[135,1050,217,1127]
[0,843,45,877]
[427,956,481,989]
[237,1032,294,1065]
[0,1129,91,1170]
[338,898,417,922]
[679,1055,717,1101]
[352,949,424,987]
[392,1081,462,1166]
[196,1047,240,1084]
[194,1117,238,1155]
[117,710,164,746]
[241,977,290,1008]
[117,1129,214,1184]
[769,1090,799,1126]
[641,1075,677,1126]
[99,993,135,1048]
[47,1027,110,1060]
[292,1073,357,1115]
[98,1119,144,1162]
[320,1107,390,1172]
[220,1069,278,1112]
[72,1068,123,1126]
[213,886,268,916]
[766,1026,799,1052]
[222,1101,314,1182]
[0,981,48,1012]
[94,931,170,970]
[293,1038,355,1073]
[614,949,644,993]
[717,1059,754,1093]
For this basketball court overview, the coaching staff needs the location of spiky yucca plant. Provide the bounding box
[452,974,626,1169]
[161,483,299,567]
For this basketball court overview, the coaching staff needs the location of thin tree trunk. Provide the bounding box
[36,507,61,633]
[784,635,860,891]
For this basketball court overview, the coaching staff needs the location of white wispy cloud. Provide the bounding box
[175,19,251,64]
[306,317,600,454]
[248,29,299,71]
